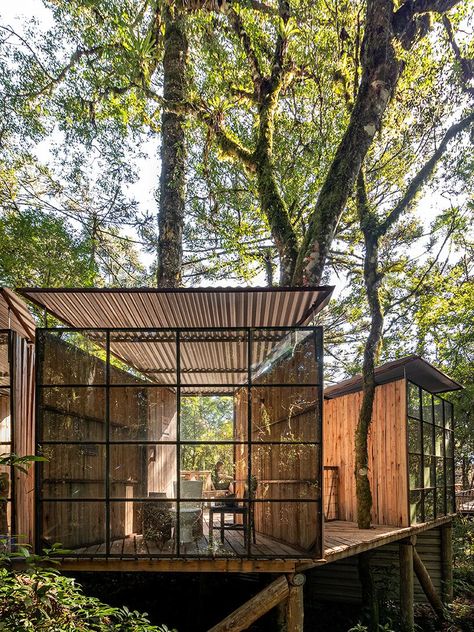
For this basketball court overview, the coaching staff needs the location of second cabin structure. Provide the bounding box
[1,286,462,630]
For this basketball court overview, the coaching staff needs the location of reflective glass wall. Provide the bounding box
[407,381,455,524]
[36,327,323,559]
[0,331,12,546]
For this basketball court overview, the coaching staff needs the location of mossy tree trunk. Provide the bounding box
[355,171,383,529]
[157,3,188,288]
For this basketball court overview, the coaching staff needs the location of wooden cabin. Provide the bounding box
[324,356,459,529]
[0,288,36,548]
[4,286,462,630]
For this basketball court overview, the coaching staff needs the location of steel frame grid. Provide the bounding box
[0,329,15,539]
[35,325,324,560]
[406,379,455,525]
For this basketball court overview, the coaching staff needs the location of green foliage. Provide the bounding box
[180,396,234,471]
[0,567,173,631]
[0,208,94,288]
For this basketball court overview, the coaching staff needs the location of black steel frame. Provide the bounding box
[0,329,15,541]
[406,379,455,525]
[35,325,324,560]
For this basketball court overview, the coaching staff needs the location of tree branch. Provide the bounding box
[378,111,474,235]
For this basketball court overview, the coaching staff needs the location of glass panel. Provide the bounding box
[253,444,320,500]
[445,431,454,459]
[40,444,105,498]
[208,500,250,557]
[409,454,422,489]
[251,501,320,555]
[424,456,435,488]
[252,329,320,385]
[179,443,245,498]
[40,387,105,442]
[0,502,12,548]
[436,488,446,517]
[110,444,176,499]
[407,383,420,418]
[410,490,423,524]
[446,459,454,487]
[0,332,9,385]
[447,488,455,514]
[180,330,248,387]
[0,455,11,499]
[408,419,421,454]
[433,396,443,426]
[250,386,320,442]
[39,331,106,385]
[0,394,10,443]
[423,423,434,456]
[424,490,434,521]
[421,390,433,423]
[110,387,177,441]
[109,500,175,555]
[436,457,445,487]
[180,393,233,442]
[444,400,453,430]
[435,426,444,457]
[41,501,105,551]
[110,331,176,385]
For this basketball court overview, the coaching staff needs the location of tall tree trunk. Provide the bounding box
[355,172,384,529]
[157,4,188,288]
[255,98,298,285]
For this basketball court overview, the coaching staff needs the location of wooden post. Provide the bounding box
[440,523,453,603]
[277,574,305,632]
[286,574,305,632]
[358,552,379,632]
[399,539,414,632]
[413,547,445,620]
[207,575,289,632]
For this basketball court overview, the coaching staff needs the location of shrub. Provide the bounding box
[0,567,174,631]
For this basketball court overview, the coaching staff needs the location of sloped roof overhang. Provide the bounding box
[17,286,334,330]
[324,355,463,398]
[17,287,333,390]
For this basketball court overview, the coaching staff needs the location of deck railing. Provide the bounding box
[456,488,474,514]
[323,466,339,521]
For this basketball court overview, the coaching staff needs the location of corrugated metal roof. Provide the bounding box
[0,288,36,342]
[20,287,331,390]
[18,286,333,329]
[324,355,463,398]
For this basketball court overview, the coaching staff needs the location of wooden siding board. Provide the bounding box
[323,379,409,527]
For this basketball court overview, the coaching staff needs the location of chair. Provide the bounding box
[172,480,203,543]
[209,478,257,547]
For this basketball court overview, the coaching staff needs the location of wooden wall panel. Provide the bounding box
[323,379,408,527]
[40,336,177,548]
[234,334,322,553]
[12,334,35,547]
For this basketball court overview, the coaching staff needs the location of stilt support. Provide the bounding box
[440,522,453,603]
[413,547,444,620]
[399,538,414,632]
[285,573,305,632]
[358,552,379,632]
[207,574,290,632]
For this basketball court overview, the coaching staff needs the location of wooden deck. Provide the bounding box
[59,515,453,574]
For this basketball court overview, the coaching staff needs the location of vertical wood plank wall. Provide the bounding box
[323,379,409,527]
[40,336,176,548]
[234,335,321,553]
[12,333,36,547]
